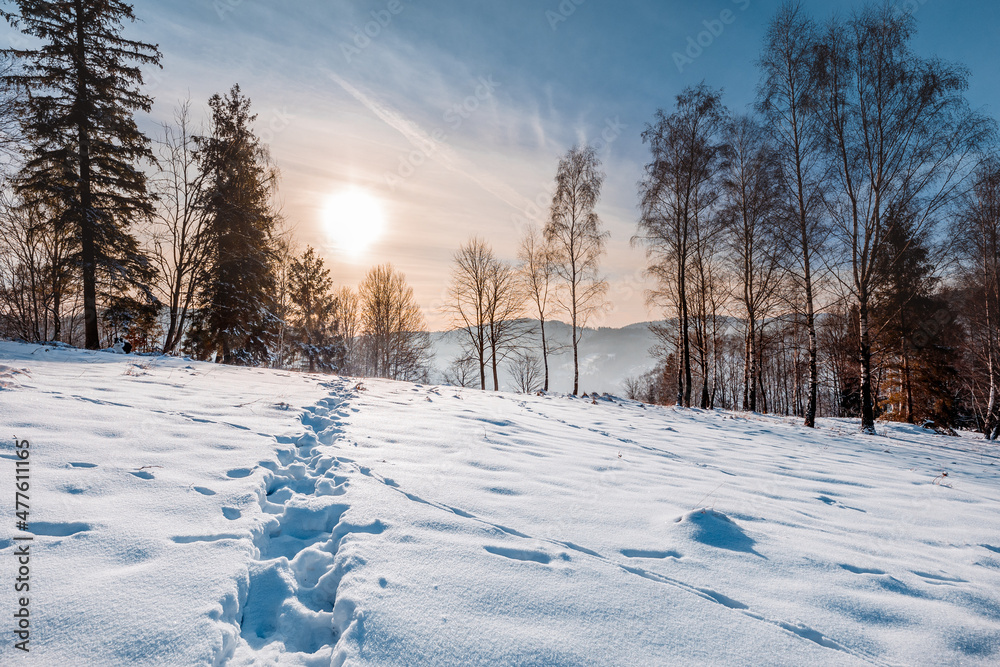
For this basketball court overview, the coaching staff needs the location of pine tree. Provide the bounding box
[872,207,961,425]
[2,0,162,349]
[186,85,278,366]
[288,246,343,373]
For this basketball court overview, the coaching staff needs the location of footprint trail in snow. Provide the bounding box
[231,381,383,664]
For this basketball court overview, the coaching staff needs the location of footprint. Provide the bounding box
[130,471,155,480]
[223,507,242,520]
[696,587,749,610]
[486,487,520,496]
[31,521,91,537]
[817,495,865,512]
[193,486,217,496]
[226,468,254,479]
[69,462,97,469]
[484,545,552,564]
[560,541,602,557]
[447,506,475,519]
[492,524,530,539]
[777,621,846,652]
[913,570,966,583]
[172,533,243,544]
[840,563,886,575]
[621,549,683,560]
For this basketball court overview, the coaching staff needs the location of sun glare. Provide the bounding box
[321,188,387,257]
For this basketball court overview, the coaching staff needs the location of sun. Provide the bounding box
[321,188,387,257]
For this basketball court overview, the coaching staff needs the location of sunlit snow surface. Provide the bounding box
[1,341,998,666]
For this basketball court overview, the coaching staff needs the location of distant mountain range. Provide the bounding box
[428,320,661,394]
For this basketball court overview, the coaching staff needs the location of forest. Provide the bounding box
[0,1,998,439]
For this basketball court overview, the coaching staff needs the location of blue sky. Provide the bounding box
[68,1,1000,327]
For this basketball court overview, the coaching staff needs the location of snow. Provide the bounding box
[1,340,999,665]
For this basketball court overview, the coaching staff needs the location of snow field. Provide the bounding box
[1,341,999,665]
[0,343,327,665]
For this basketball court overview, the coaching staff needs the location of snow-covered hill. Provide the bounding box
[429,320,661,394]
[1,341,999,665]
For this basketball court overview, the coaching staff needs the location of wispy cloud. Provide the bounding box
[322,68,532,213]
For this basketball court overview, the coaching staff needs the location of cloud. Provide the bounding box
[128,0,657,329]
[322,68,533,213]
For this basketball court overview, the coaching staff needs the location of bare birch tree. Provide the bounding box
[150,101,211,354]
[0,191,46,340]
[483,256,524,391]
[269,231,297,368]
[332,286,360,375]
[545,145,609,396]
[720,115,786,412]
[688,188,726,409]
[813,5,991,432]
[518,226,557,391]
[507,351,543,394]
[442,353,479,388]
[757,0,826,426]
[635,85,727,407]
[447,238,492,390]
[0,184,78,343]
[960,159,1000,438]
[359,263,432,382]
[447,237,524,391]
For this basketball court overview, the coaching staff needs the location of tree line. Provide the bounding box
[2,1,1000,439]
[0,1,431,382]
[626,1,998,437]
[443,1,1000,440]
[445,145,609,396]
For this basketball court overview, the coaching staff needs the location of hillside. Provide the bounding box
[1,341,999,665]
[428,320,661,394]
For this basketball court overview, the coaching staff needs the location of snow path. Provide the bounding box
[231,382,385,664]
[231,381,885,665]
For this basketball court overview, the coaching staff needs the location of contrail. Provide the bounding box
[323,69,533,213]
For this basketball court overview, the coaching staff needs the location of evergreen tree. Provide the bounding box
[186,85,278,366]
[873,207,962,425]
[2,0,161,349]
[288,246,343,373]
